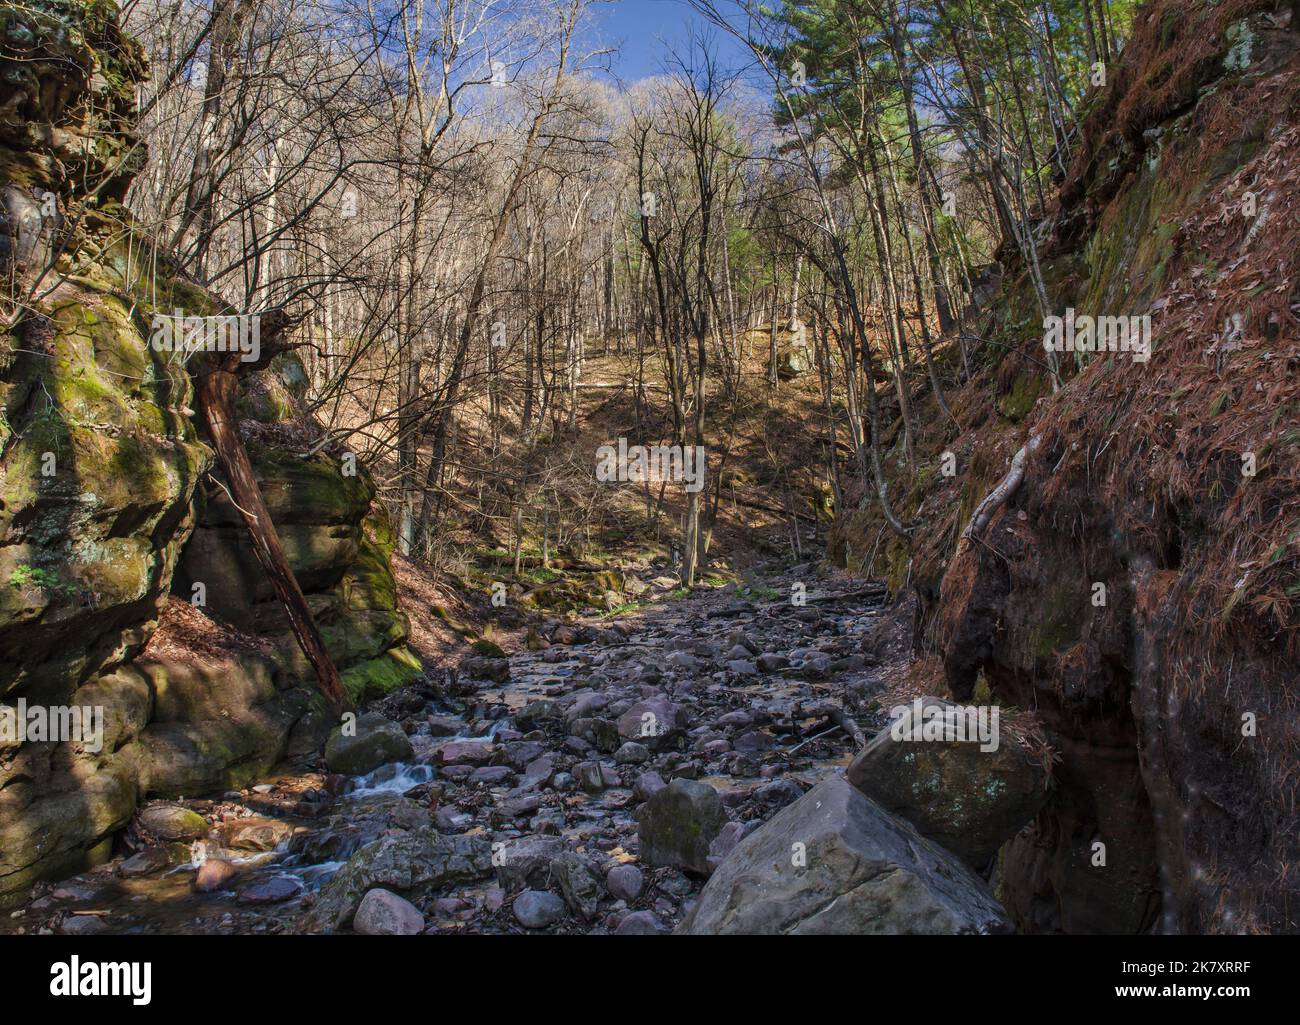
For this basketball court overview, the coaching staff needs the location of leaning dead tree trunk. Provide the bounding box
[193,316,350,715]
[961,432,1043,543]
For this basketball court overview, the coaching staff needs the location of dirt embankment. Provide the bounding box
[831,0,1300,933]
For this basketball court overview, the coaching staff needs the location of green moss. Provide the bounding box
[245,444,374,525]
[340,646,423,702]
[1026,576,1089,667]
[997,372,1046,424]
[341,531,399,613]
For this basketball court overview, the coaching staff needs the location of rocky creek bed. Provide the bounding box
[2,564,1024,936]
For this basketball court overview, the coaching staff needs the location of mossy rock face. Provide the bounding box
[176,363,409,688]
[0,751,137,908]
[0,0,414,911]
[340,647,423,703]
[209,444,374,528]
[0,297,207,700]
[847,697,1048,869]
[996,372,1046,423]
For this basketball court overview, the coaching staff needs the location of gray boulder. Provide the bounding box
[307,826,492,930]
[847,696,1048,868]
[677,777,1011,935]
[136,803,208,841]
[494,834,569,892]
[324,713,414,776]
[617,696,688,752]
[636,779,728,875]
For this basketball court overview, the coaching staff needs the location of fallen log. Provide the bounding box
[194,310,350,715]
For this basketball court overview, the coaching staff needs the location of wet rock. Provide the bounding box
[846,696,1048,869]
[569,759,606,791]
[119,847,173,878]
[552,625,580,645]
[238,876,303,905]
[60,914,109,936]
[733,729,774,753]
[469,765,513,786]
[137,804,208,842]
[667,651,700,671]
[636,779,728,876]
[195,859,240,892]
[432,740,494,766]
[516,700,562,730]
[353,888,425,935]
[566,693,610,720]
[753,778,804,812]
[308,827,493,930]
[427,715,463,737]
[706,820,746,871]
[325,714,414,776]
[513,889,566,929]
[223,817,294,852]
[499,740,547,769]
[494,794,542,823]
[571,717,620,752]
[434,808,474,833]
[757,654,789,673]
[605,864,644,902]
[521,755,556,789]
[678,778,1010,935]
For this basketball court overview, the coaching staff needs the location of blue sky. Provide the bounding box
[585,0,755,85]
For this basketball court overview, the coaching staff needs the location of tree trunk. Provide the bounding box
[195,351,349,714]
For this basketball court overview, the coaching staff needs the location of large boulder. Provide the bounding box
[307,826,493,931]
[847,696,1048,868]
[324,713,414,776]
[135,803,208,842]
[678,777,1011,935]
[617,696,688,752]
[636,779,728,875]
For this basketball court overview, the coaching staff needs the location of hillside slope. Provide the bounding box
[831,0,1300,933]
